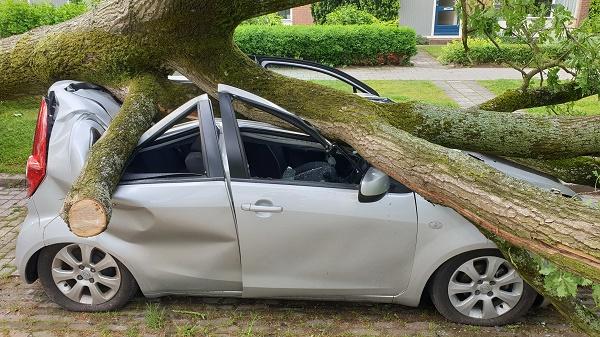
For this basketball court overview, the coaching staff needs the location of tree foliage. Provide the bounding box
[0,0,88,38]
[311,0,399,24]
[463,0,599,101]
[324,4,379,24]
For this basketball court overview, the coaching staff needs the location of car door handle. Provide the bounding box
[241,203,283,213]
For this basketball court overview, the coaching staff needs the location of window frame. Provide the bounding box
[120,95,224,185]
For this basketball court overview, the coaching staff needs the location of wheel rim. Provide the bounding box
[447,255,524,320]
[51,244,121,305]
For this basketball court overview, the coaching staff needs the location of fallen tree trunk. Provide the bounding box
[175,41,600,282]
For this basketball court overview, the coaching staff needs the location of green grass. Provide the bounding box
[311,80,458,107]
[418,45,445,59]
[0,96,41,174]
[478,79,600,115]
[145,303,166,330]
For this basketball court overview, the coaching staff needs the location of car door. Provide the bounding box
[108,95,242,296]
[253,56,380,96]
[215,85,418,299]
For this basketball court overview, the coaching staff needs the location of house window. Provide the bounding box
[278,9,292,25]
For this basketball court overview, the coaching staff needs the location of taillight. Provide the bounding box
[26,98,49,197]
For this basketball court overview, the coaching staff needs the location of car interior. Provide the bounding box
[122,121,366,186]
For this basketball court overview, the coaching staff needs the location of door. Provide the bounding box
[110,95,242,295]
[215,85,419,298]
[254,56,380,96]
[434,0,460,36]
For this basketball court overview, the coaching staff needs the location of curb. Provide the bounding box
[0,174,26,189]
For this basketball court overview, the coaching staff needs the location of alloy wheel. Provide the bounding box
[51,244,121,305]
[447,255,524,319]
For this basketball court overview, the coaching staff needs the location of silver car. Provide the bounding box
[16,79,574,326]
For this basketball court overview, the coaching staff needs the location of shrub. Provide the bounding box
[325,5,379,25]
[590,0,600,20]
[234,24,417,67]
[439,38,559,66]
[240,13,283,26]
[312,0,399,24]
[0,0,87,38]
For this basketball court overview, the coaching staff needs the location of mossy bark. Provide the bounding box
[478,82,590,112]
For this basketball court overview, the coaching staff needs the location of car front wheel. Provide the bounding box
[430,249,537,326]
[38,243,137,312]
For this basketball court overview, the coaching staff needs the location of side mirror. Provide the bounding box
[359,167,390,203]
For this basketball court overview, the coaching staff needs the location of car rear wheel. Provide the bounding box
[38,243,137,311]
[430,249,537,326]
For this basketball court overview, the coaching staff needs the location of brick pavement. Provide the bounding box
[0,186,27,279]
[433,80,496,108]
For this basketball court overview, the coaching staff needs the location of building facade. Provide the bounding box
[280,5,315,25]
[399,0,591,39]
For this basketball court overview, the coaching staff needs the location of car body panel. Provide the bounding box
[231,181,418,299]
[394,196,496,306]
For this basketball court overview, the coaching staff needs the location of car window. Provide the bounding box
[239,119,364,187]
[264,64,355,94]
[122,113,207,182]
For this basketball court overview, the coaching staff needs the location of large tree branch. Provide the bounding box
[478,82,591,112]
[61,74,163,237]
[173,41,600,282]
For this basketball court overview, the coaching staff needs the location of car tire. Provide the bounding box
[430,249,537,326]
[38,243,138,312]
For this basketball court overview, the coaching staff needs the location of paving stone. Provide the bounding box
[433,80,497,108]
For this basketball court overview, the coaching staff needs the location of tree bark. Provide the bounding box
[478,82,591,112]
[1,0,600,331]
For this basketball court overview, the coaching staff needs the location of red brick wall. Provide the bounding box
[292,5,314,25]
[576,0,591,26]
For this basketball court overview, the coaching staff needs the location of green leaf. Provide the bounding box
[593,285,600,308]
[544,272,579,298]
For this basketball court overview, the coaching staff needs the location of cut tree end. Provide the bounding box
[68,199,108,237]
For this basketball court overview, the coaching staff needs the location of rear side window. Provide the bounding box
[122,119,207,182]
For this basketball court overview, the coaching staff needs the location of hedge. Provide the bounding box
[439,38,559,66]
[234,25,417,67]
[325,5,379,25]
[312,0,400,24]
[0,0,88,38]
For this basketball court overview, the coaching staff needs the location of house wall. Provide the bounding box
[399,0,434,36]
[291,5,314,25]
[575,0,592,25]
